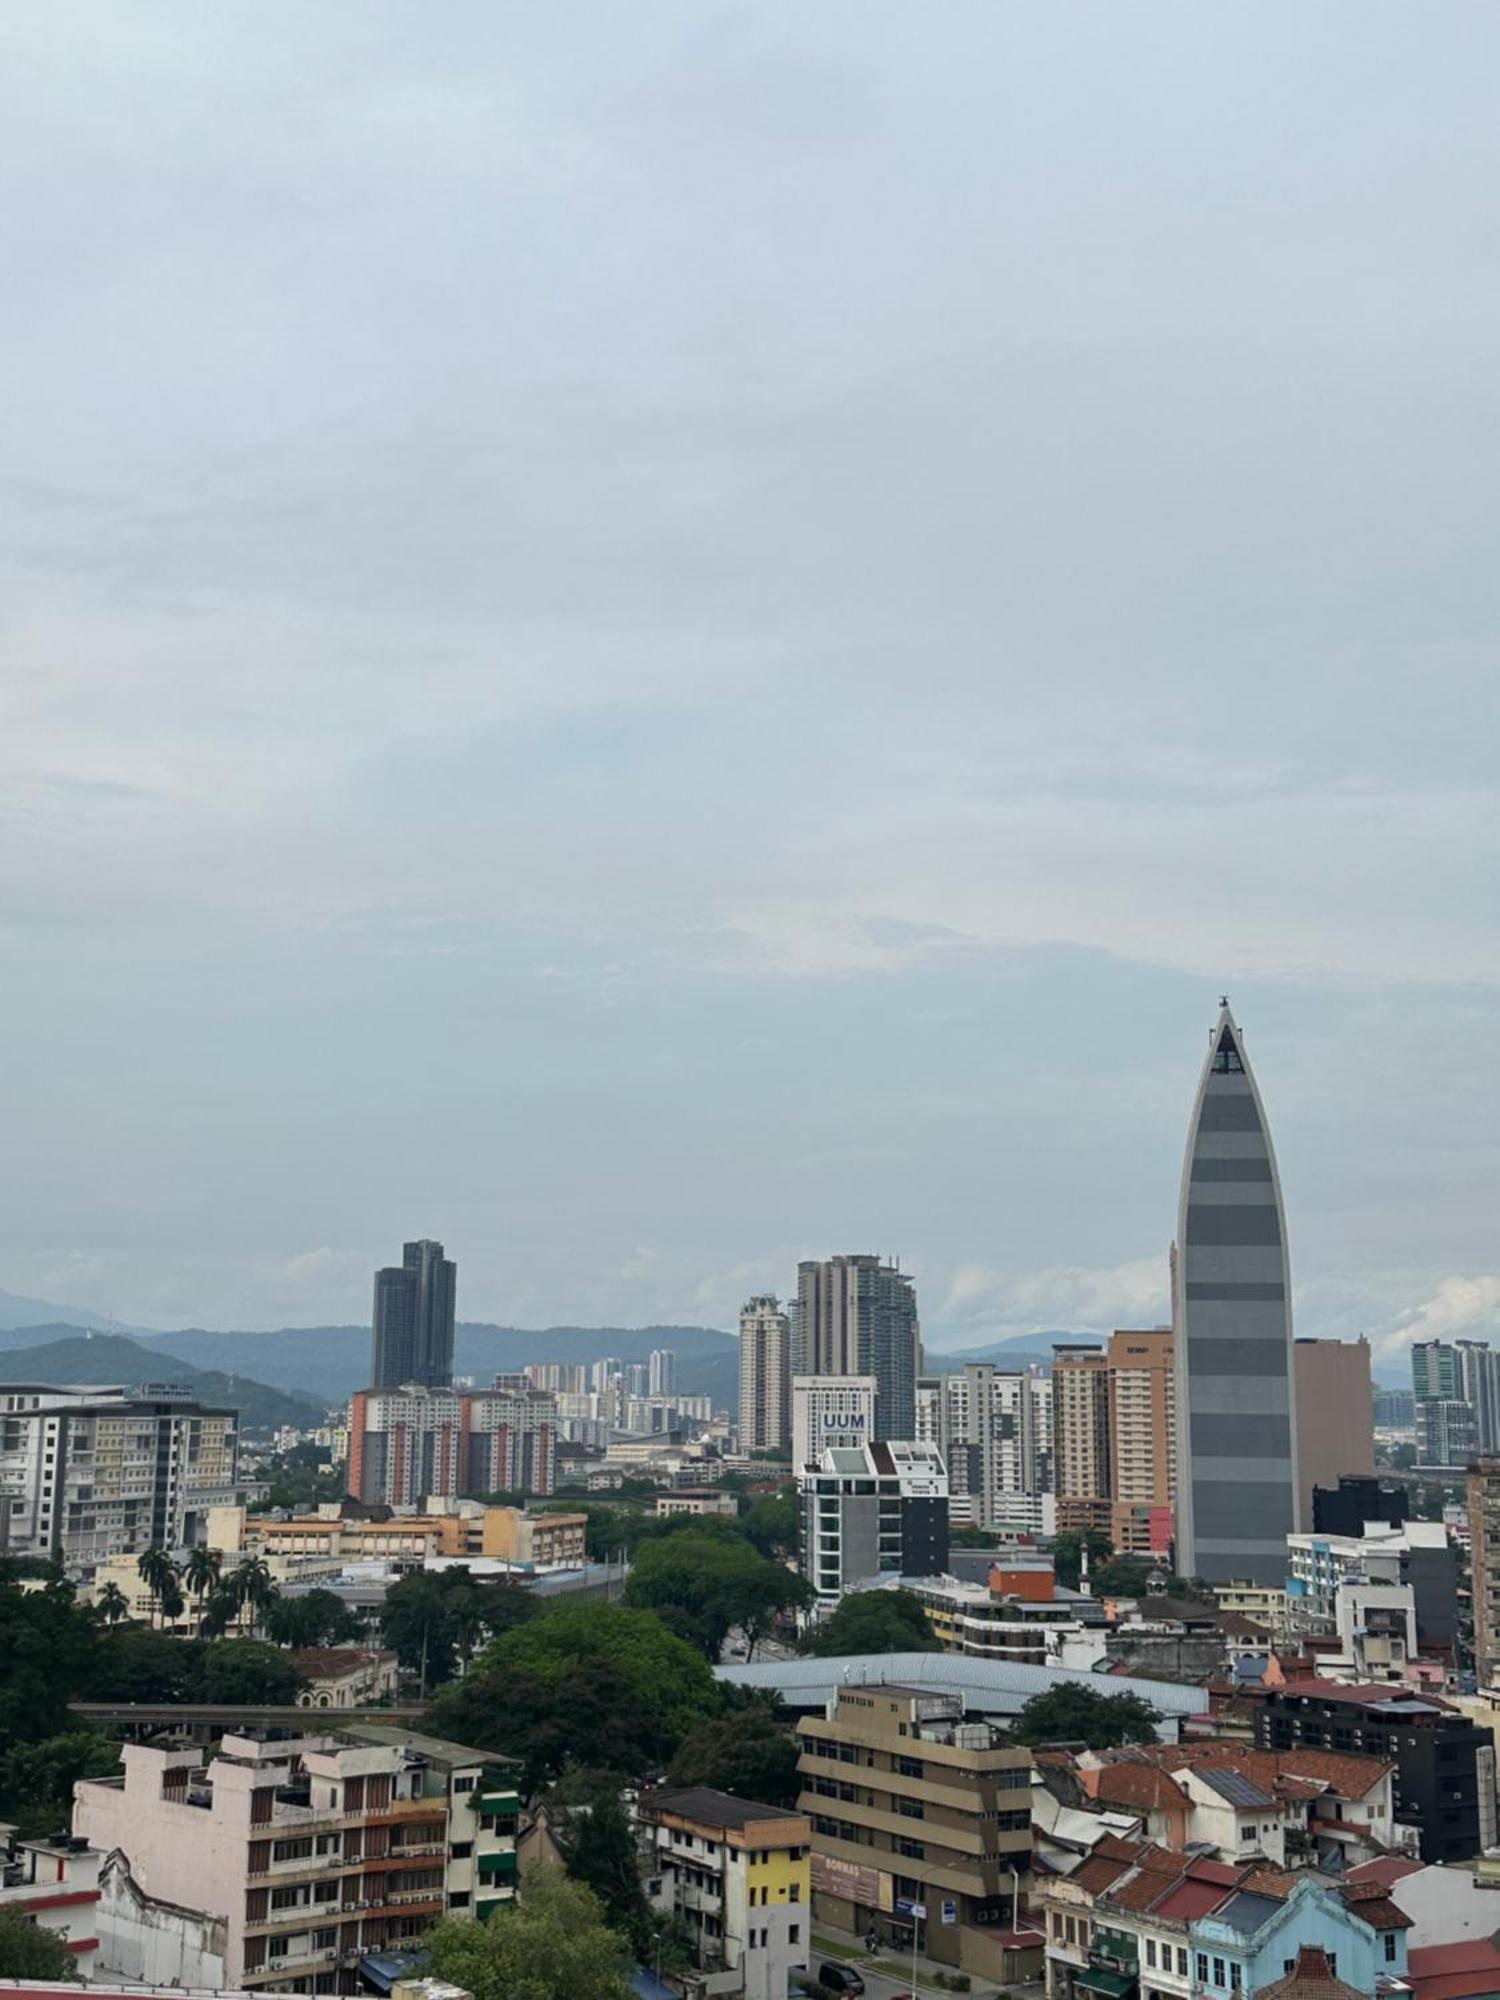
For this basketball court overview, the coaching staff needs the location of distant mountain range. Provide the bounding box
[0,1330,330,1431]
[0,1315,740,1412]
[0,1280,1409,1410]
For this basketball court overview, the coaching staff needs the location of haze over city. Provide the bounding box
[4,5,1496,1358]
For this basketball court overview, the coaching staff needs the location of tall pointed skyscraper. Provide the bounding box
[1173,1001,1298,1584]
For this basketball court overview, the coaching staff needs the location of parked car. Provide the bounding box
[818,1967,865,1996]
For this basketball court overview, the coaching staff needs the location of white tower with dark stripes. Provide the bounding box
[1173,1000,1298,1584]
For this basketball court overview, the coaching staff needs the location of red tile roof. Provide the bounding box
[1408,1936,1500,2000]
[1250,1944,1367,2000]
[1346,1855,1425,1888]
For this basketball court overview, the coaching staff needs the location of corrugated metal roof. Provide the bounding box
[716,1652,1209,1719]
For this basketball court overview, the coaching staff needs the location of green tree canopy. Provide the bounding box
[738,1490,798,1560]
[195,1639,306,1705]
[1009,1683,1160,1749]
[1050,1528,1113,1590]
[0,1570,99,1760]
[0,1908,83,1981]
[625,1532,807,1659]
[424,1865,631,2000]
[1,1732,122,1838]
[559,1785,653,1953]
[84,1625,203,1705]
[803,1589,939,1657]
[667,1696,800,1808]
[432,1601,720,1788]
[264,1589,366,1650]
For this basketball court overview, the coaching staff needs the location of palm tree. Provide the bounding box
[226,1557,276,1634]
[199,1587,239,1641]
[97,1580,130,1626]
[184,1546,222,1630]
[136,1547,179,1630]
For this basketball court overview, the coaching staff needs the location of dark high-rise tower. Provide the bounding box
[1173,1002,1297,1585]
[370,1239,456,1388]
[796,1255,920,1439]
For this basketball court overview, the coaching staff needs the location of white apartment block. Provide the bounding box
[0,1383,240,1568]
[791,1375,877,1473]
[918,1365,1054,1535]
[75,1729,520,1995]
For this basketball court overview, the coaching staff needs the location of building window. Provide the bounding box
[790,1926,801,1946]
[449,1892,471,1909]
[1145,1941,1156,1968]
[1196,1955,1209,1985]
[1384,1933,1397,1963]
[1213,1960,1225,1986]
[1177,1948,1189,1976]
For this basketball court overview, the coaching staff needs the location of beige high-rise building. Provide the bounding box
[1105,1328,1176,1554]
[739,1295,791,1453]
[1053,1345,1111,1536]
[1468,1460,1500,1689]
[1053,1331,1176,1556]
[1293,1337,1374,1527]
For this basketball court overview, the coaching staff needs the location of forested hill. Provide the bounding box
[0,1331,330,1430]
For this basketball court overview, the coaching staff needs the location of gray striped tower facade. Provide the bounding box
[1173,1001,1299,1585]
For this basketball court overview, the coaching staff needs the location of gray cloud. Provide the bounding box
[2,4,1496,1349]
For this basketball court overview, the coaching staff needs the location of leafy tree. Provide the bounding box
[195,1639,306,1705]
[264,1589,365,1650]
[803,1589,939,1657]
[1050,1529,1113,1590]
[1091,1553,1158,1598]
[95,1581,130,1626]
[0,1907,83,1980]
[574,1506,650,1562]
[484,1601,719,1744]
[424,1865,630,2000]
[560,1785,653,1953]
[625,1531,808,1659]
[1,1732,121,1837]
[738,1491,798,1560]
[433,1601,720,1788]
[431,1658,668,1795]
[668,1696,800,1808]
[380,1571,465,1689]
[85,1625,203,1704]
[1010,1684,1160,1749]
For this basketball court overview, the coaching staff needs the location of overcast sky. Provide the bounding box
[3,4,1496,1360]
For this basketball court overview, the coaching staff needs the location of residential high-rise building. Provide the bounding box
[1412,1340,1500,1456]
[795,1255,920,1439]
[797,1439,948,1601]
[370,1238,456,1389]
[920,1364,1054,1536]
[1292,1338,1374,1526]
[0,1383,240,1565]
[1105,1328,1176,1555]
[1053,1333,1176,1554]
[739,1296,791,1454]
[791,1375,877,1473]
[1418,1398,1478,1468]
[1467,1460,1500,1689]
[1173,1000,1298,1585]
[648,1348,677,1397]
[347,1378,556,1505]
[1052,1345,1111,1536]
